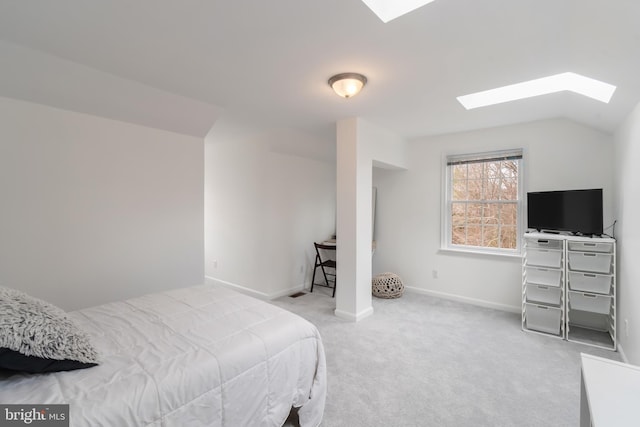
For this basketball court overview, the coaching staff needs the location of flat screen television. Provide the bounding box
[527,189,603,236]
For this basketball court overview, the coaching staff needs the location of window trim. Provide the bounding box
[441,148,525,256]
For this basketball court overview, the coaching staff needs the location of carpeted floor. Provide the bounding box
[272,289,620,427]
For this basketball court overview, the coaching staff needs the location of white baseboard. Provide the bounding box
[204,276,305,301]
[404,286,521,314]
[334,306,374,322]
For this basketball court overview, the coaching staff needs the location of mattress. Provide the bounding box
[0,284,326,426]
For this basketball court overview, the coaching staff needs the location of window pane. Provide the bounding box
[482,225,499,247]
[467,203,483,224]
[484,161,501,180]
[501,177,518,200]
[484,203,500,225]
[452,180,467,200]
[451,203,466,225]
[484,178,500,201]
[452,226,466,245]
[502,160,518,179]
[467,179,483,201]
[502,203,517,225]
[500,226,517,249]
[466,225,482,246]
[452,164,467,180]
[467,162,483,180]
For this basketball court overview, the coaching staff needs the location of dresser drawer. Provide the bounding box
[567,252,612,274]
[525,303,562,335]
[567,241,613,253]
[525,267,562,287]
[526,284,562,306]
[527,248,563,268]
[568,272,612,294]
[568,291,612,315]
[525,238,563,250]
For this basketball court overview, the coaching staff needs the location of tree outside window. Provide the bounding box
[446,150,523,253]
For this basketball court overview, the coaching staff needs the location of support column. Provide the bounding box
[335,118,374,321]
[334,117,407,321]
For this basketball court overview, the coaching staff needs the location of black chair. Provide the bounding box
[311,242,337,297]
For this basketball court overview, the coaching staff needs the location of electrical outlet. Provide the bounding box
[432,270,438,279]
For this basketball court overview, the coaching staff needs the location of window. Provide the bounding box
[443,149,523,254]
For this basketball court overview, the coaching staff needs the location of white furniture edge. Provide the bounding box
[580,353,640,427]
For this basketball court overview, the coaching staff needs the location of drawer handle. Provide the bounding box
[584,243,596,247]
[538,286,549,290]
[538,240,549,244]
[536,268,549,272]
[537,305,548,310]
[583,293,598,298]
[584,273,596,278]
[583,253,597,257]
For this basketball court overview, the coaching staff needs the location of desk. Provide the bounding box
[322,239,377,253]
[580,353,640,427]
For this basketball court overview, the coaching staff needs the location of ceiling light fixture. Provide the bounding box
[457,72,616,110]
[328,73,367,98]
[361,0,437,23]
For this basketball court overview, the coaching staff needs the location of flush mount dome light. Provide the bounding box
[328,73,367,98]
[457,72,616,110]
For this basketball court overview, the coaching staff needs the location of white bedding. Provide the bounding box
[0,284,326,426]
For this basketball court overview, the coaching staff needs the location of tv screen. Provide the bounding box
[527,189,603,235]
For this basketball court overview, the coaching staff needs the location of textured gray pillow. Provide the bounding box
[0,286,99,372]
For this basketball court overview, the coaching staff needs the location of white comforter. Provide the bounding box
[0,284,326,426]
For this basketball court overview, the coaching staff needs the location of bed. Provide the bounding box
[0,284,326,426]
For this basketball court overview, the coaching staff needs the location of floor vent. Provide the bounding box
[289,292,306,298]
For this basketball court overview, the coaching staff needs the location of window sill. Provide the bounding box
[438,247,523,261]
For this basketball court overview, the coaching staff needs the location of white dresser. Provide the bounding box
[522,232,616,350]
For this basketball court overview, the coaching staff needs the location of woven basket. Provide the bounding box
[372,272,404,299]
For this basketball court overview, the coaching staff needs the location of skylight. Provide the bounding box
[457,72,616,110]
[361,0,436,23]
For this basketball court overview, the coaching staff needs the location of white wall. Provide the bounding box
[614,101,640,364]
[0,97,205,310]
[204,119,336,299]
[373,118,614,312]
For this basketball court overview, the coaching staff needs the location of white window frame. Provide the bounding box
[441,149,524,257]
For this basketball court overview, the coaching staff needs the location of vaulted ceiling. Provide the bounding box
[1,0,639,140]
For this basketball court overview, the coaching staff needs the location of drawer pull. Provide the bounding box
[584,273,596,278]
[583,253,597,257]
[583,293,597,298]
